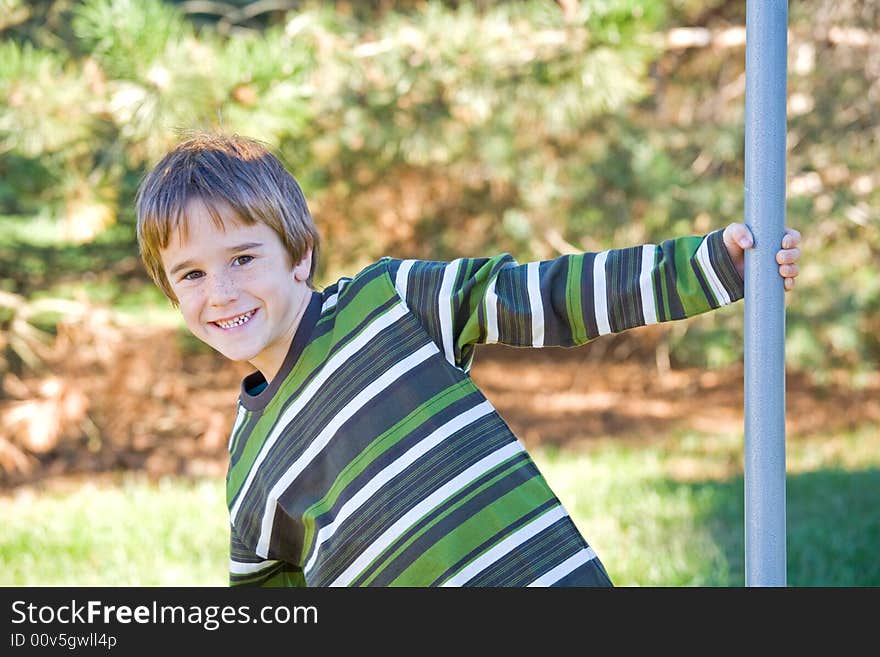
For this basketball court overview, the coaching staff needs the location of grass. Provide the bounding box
[1,424,877,587]
[535,424,880,586]
[0,476,228,586]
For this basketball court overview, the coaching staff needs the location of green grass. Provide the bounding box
[0,476,228,586]
[534,425,880,586]
[1,425,878,587]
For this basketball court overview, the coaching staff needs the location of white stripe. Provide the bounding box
[229,302,410,525]
[484,275,500,344]
[322,278,349,312]
[696,237,731,305]
[395,259,414,301]
[439,260,460,365]
[526,547,598,587]
[440,506,567,586]
[329,441,525,586]
[229,558,280,575]
[593,251,611,336]
[526,261,544,347]
[639,244,658,325]
[228,404,247,452]
[256,343,438,556]
[304,401,495,574]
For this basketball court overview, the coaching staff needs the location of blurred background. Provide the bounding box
[1,0,877,586]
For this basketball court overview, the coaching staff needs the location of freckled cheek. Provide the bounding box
[175,288,208,327]
[233,267,280,297]
[234,269,259,284]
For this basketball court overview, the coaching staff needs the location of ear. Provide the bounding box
[293,248,313,282]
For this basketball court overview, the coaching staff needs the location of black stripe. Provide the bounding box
[294,385,487,569]
[652,259,667,323]
[384,257,400,284]
[319,294,401,364]
[608,246,645,332]
[453,258,488,366]
[707,231,745,302]
[497,263,531,346]
[579,252,600,339]
[659,239,685,320]
[236,317,433,546]
[466,516,582,586]
[553,551,614,587]
[364,454,539,587]
[408,260,446,352]
[229,411,261,466]
[430,495,557,586]
[539,258,574,347]
[691,259,719,310]
[328,420,516,587]
[231,561,303,587]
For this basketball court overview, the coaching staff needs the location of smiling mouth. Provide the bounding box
[212,309,257,329]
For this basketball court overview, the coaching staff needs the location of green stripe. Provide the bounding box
[227,411,247,460]
[658,249,672,320]
[672,235,711,316]
[299,379,477,562]
[356,455,534,586]
[457,257,496,354]
[245,569,305,587]
[391,469,555,586]
[226,273,400,502]
[566,255,585,343]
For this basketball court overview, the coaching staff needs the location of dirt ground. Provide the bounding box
[477,343,880,447]
[1,320,877,490]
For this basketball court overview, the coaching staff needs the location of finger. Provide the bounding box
[784,277,795,292]
[725,222,753,249]
[782,228,802,249]
[776,247,801,264]
[779,263,799,278]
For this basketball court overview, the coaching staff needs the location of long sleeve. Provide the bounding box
[384,228,744,370]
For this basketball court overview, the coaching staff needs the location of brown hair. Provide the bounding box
[135,132,320,304]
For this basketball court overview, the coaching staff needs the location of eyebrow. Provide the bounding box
[168,242,264,277]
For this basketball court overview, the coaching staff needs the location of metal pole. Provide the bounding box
[744,0,788,586]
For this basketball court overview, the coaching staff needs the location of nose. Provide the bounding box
[206,271,239,306]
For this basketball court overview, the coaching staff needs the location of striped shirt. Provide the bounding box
[226,229,744,586]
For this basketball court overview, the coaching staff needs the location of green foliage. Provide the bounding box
[0,0,878,379]
[209,24,318,144]
[0,0,31,33]
[72,0,189,79]
[0,40,93,157]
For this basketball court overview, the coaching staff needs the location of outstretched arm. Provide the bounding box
[387,228,751,370]
[722,222,802,292]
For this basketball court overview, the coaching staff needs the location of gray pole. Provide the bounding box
[744,0,788,586]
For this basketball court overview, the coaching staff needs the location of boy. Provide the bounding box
[136,132,801,587]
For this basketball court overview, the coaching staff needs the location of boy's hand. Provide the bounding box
[722,222,801,292]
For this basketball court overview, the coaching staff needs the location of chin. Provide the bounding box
[204,340,257,364]
[222,348,261,365]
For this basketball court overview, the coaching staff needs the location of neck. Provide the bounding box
[250,288,313,384]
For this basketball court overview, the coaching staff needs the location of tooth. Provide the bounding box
[218,310,253,328]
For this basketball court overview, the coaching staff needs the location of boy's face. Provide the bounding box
[159,198,312,382]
